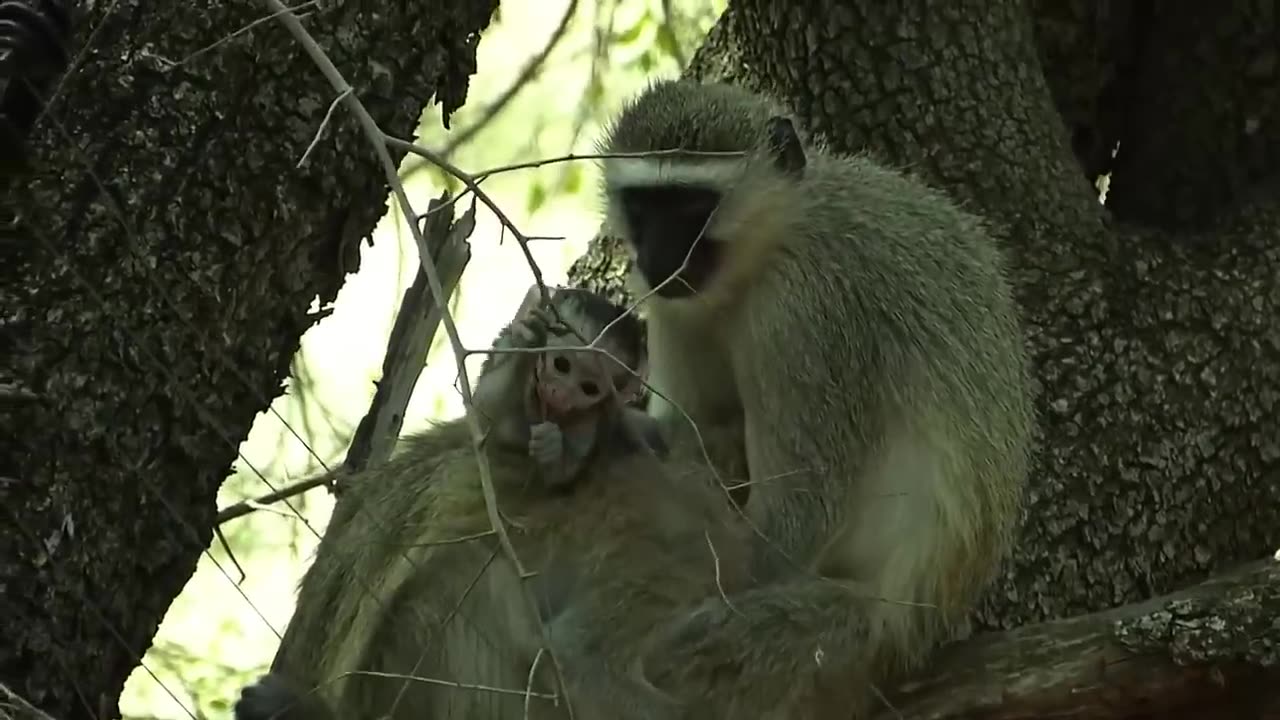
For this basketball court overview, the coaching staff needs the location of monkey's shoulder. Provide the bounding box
[529,453,751,632]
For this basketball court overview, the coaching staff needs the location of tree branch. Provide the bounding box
[880,557,1280,719]
[342,192,475,474]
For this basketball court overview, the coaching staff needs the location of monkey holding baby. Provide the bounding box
[236,76,1035,720]
[595,78,1035,718]
[235,285,749,720]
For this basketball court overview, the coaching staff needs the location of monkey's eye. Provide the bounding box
[553,356,571,374]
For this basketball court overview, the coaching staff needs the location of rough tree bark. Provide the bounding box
[569,0,1280,716]
[1,2,496,718]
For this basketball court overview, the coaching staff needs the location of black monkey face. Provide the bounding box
[618,184,723,299]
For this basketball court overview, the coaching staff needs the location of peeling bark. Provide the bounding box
[0,2,497,717]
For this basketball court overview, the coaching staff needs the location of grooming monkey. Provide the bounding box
[235,286,746,720]
[597,79,1036,718]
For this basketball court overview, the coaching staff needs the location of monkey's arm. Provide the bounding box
[473,313,549,448]
[647,579,890,720]
[731,304,881,582]
[542,604,687,720]
[625,407,669,459]
[235,672,337,720]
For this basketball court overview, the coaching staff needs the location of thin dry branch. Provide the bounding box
[879,557,1280,719]
[214,474,333,525]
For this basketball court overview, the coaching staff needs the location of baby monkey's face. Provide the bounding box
[533,346,639,423]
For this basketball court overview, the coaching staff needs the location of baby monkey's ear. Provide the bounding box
[616,354,649,405]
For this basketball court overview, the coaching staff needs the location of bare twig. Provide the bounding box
[298,87,352,168]
[704,530,741,616]
[346,669,557,700]
[215,474,333,524]
[383,135,548,302]
[212,524,247,584]
[524,647,548,719]
[415,148,747,223]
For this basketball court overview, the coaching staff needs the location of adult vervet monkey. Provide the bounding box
[234,286,747,720]
[597,78,1036,718]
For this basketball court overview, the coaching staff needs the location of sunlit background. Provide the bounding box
[118,0,724,716]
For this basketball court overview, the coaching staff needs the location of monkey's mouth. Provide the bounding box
[636,237,720,299]
[532,382,604,430]
[532,383,578,425]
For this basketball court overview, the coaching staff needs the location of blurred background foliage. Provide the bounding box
[118,0,723,716]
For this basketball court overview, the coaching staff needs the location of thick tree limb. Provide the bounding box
[881,558,1280,719]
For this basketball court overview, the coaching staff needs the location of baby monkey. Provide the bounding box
[473,283,663,487]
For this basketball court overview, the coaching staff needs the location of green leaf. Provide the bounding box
[560,163,584,195]
[655,23,682,61]
[527,181,548,213]
[614,10,651,45]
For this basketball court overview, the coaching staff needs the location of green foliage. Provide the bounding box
[526,180,549,214]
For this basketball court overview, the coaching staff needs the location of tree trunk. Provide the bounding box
[570,0,1280,713]
[0,2,496,717]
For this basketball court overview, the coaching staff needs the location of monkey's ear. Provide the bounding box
[515,283,545,318]
[766,116,806,177]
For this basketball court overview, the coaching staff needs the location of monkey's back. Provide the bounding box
[535,450,751,651]
[421,435,751,718]
[731,150,1035,653]
[275,417,748,720]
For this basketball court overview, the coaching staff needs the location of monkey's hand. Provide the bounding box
[511,306,560,349]
[235,672,329,720]
[529,420,570,488]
